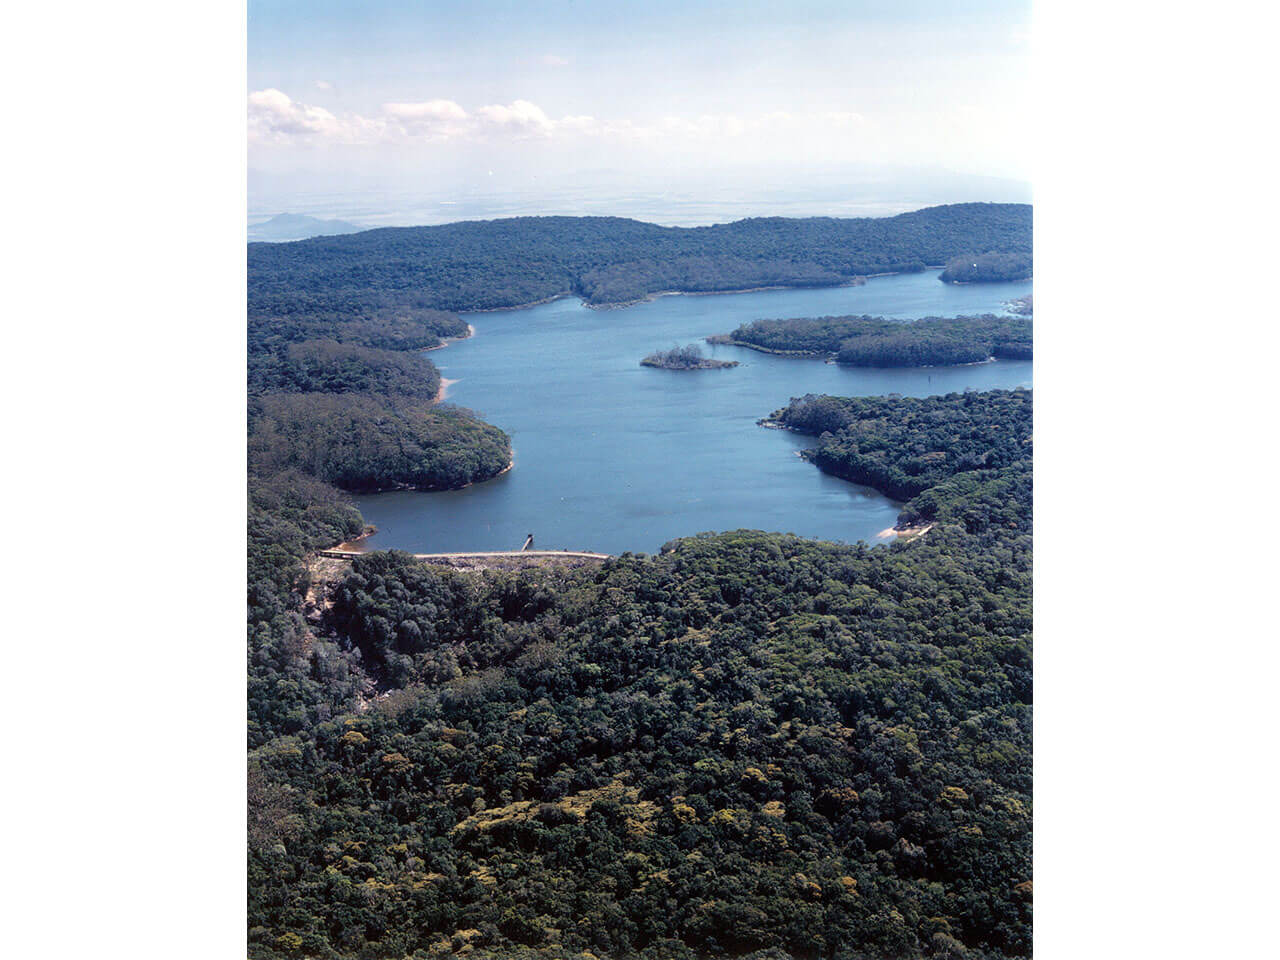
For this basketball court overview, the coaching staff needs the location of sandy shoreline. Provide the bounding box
[876,523,934,541]
[333,525,378,552]
[425,324,476,351]
[434,377,459,403]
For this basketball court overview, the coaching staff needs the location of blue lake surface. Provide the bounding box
[352,270,1032,555]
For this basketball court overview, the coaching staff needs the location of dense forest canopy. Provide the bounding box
[245,278,507,506]
[247,386,1032,960]
[249,340,443,401]
[938,253,1032,284]
[249,526,1030,960]
[249,306,469,355]
[248,204,1031,315]
[771,390,1032,534]
[249,393,511,493]
[247,470,370,749]
[716,315,1031,367]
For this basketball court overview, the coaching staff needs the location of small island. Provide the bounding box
[640,344,739,370]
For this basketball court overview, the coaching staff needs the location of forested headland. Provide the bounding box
[249,340,444,400]
[249,203,1031,315]
[769,389,1032,534]
[250,394,510,493]
[250,305,469,355]
[938,252,1032,284]
[714,314,1032,367]
[641,344,739,370]
[248,292,510,496]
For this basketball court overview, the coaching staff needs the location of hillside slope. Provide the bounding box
[248,203,1032,314]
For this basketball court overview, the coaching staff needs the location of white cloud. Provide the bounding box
[314,80,332,91]
[383,99,468,122]
[822,111,864,127]
[538,54,569,67]
[476,100,555,136]
[248,88,346,141]
[557,115,597,132]
[248,89,393,144]
[248,91,867,151]
[381,99,470,140]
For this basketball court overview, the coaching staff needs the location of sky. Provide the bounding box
[248,0,1032,222]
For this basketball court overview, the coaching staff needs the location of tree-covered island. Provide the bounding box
[641,344,739,370]
[712,313,1031,367]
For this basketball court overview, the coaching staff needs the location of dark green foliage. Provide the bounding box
[249,340,442,400]
[248,471,364,593]
[641,344,738,370]
[939,253,1032,283]
[771,390,1031,497]
[248,204,1031,314]
[712,316,898,356]
[835,318,1031,367]
[896,467,1033,535]
[249,393,511,493]
[249,528,1030,960]
[717,314,1031,367]
[246,471,367,748]
[773,389,1032,534]
[249,306,468,354]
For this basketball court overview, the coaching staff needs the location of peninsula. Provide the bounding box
[714,312,1032,366]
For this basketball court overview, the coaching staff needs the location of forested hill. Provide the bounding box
[248,390,1033,960]
[248,203,1032,313]
[772,390,1033,535]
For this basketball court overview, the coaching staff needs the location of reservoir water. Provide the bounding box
[352,270,1032,555]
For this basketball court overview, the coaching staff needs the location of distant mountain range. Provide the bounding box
[247,213,363,242]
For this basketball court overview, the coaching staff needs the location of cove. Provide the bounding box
[351,270,1032,555]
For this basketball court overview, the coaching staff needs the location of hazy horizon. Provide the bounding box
[249,0,1032,228]
[249,164,1032,233]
